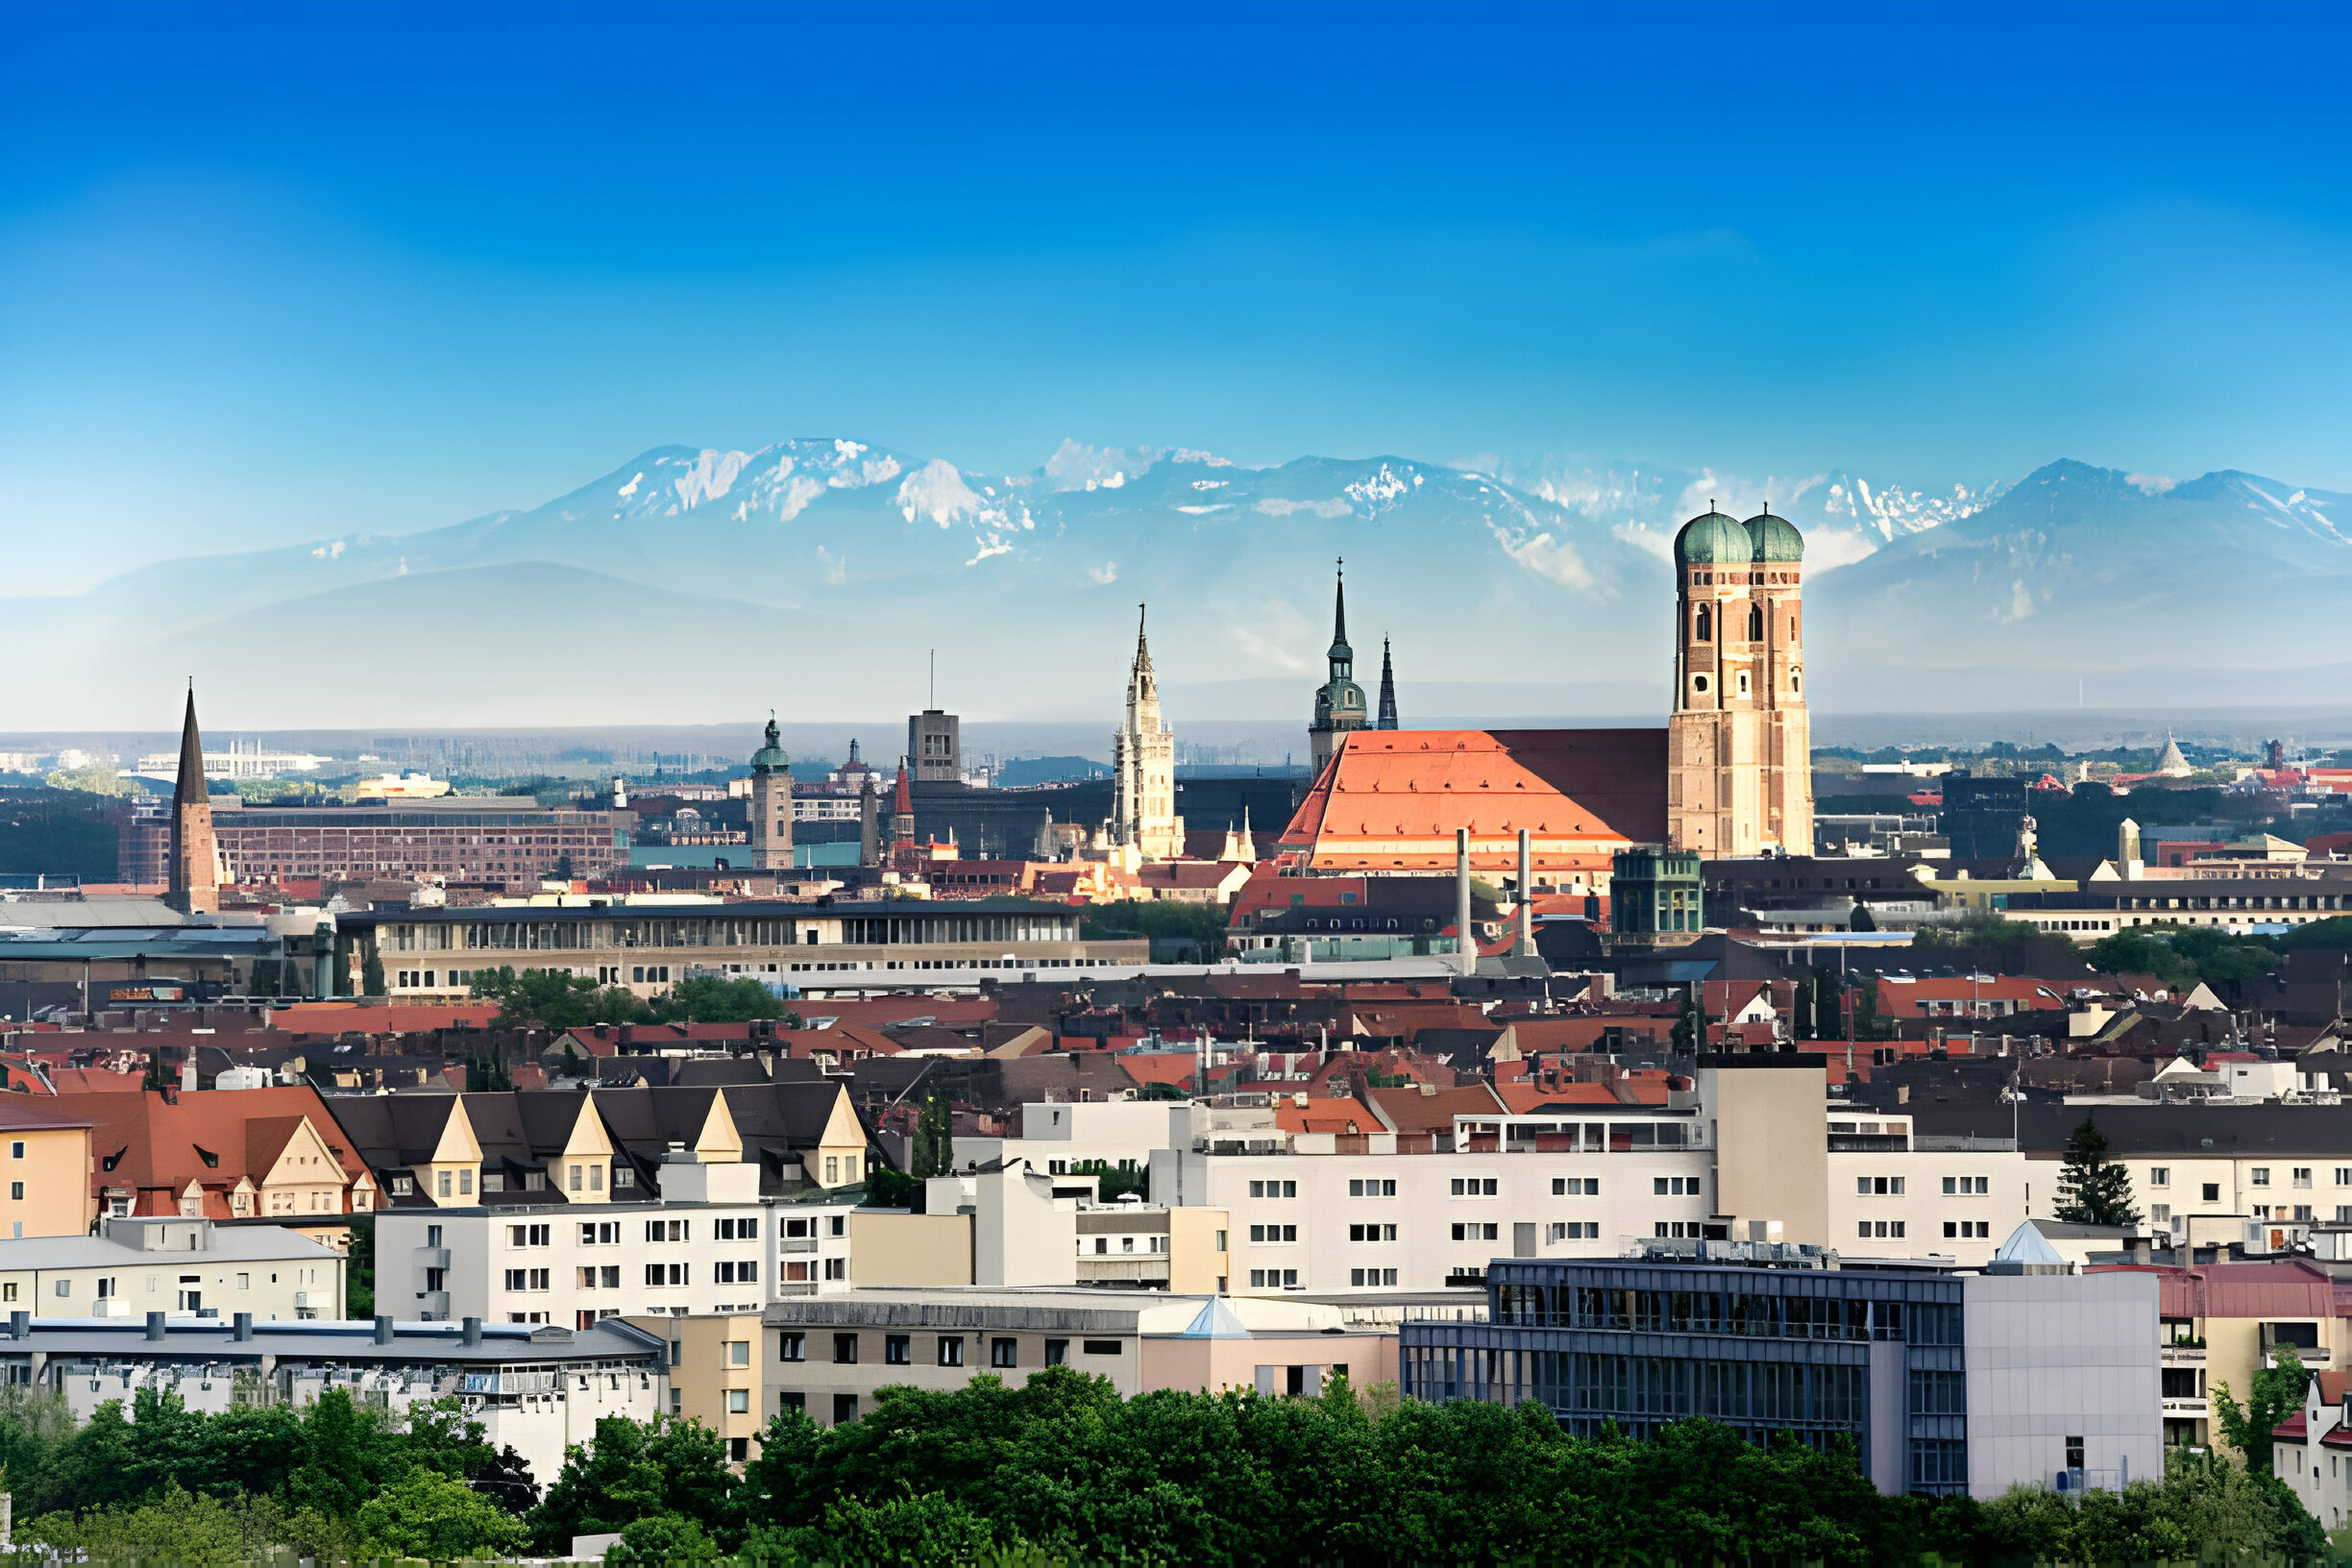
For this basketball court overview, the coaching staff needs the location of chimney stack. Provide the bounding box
[1515,827,1535,957]
[460,1315,482,1346]
[1456,827,1475,978]
[232,1311,253,1340]
[180,1050,197,1094]
[374,1314,395,1344]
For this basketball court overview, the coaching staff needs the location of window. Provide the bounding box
[1082,1340,1122,1357]
[1349,1267,1401,1286]
[2149,1167,2170,1188]
[437,1170,452,1198]
[1857,1177,1904,1195]
[778,1391,805,1415]
[779,1333,806,1362]
[8,1141,20,1160]
[939,1336,965,1367]
[1248,1180,1298,1199]
[1652,1177,1698,1196]
[53,1281,67,1298]
[1942,1221,1990,1238]
[718,1217,759,1239]
[1348,1223,1398,1242]
[2203,1183,2221,1203]
[1248,1224,1298,1243]
[1044,1339,1069,1366]
[884,1335,911,1365]
[509,1224,550,1247]
[2151,1205,2172,1225]
[1451,1178,1499,1197]
[2253,1168,2271,1188]
[833,1334,859,1364]
[580,1221,619,1245]
[824,1258,847,1281]
[2294,1167,2314,1188]
[1547,1221,1599,1241]
[1942,1176,1990,1195]
[991,1337,1018,1368]
[1347,1179,1397,1197]
[7,1184,19,1202]
[1553,1178,1599,1196]
[1855,1220,1905,1238]
[646,1219,689,1242]
[1246,1268,1301,1287]
[1451,1223,1500,1241]
[726,1388,750,1415]
[725,1340,749,1367]
[832,1394,859,1425]
[458,1167,474,1196]
[2337,1169,2352,1187]
[644,1262,687,1286]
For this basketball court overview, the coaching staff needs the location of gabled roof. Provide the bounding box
[1365,1082,1506,1135]
[67,1086,361,1206]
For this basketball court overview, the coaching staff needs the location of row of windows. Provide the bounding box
[2148,1165,2345,1189]
[779,1332,1105,1367]
[1553,1352,1861,1426]
[1495,1283,1959,1343]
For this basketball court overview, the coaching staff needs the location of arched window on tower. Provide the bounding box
[1747,603,1764,642]
[1788,610,1799,641]
[1694,603,1712,643]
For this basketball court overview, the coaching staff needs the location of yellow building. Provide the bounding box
[0,1102,95,1239]
[627,1311,770,1465]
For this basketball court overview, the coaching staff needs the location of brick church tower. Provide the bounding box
[1667,506,1814,856]
[166,683,220,915]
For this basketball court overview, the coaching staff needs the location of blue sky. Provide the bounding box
[3,1,2348,591]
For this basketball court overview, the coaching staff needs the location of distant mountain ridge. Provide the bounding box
[2,443,2340,728]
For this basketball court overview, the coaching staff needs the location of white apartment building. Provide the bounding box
[380,1157,793,1328]
[2020,1102,2352,1247]
[0,1216,344,1322]
[1150,1058,2038,1295]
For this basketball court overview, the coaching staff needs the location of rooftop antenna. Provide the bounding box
[929,649,935,709]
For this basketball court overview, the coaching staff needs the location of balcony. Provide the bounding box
[417,1290,451,1318]
[1077,1257,1171,1284]
[780,1237,819,1254]
[414,1246,451,1270]
[2161,1344,2206,1364]
[2163,1397,2210,1417]
[773,1281,819,1297]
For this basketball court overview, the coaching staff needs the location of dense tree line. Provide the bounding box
[468,967,793,1030]
[4,1369,2328,1564]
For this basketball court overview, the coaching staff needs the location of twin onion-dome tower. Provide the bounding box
[1667,502,1814,857]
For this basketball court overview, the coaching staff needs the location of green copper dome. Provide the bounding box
[749,716,790,774]
[1746,510,1804,563]
[1674,508,1751,568]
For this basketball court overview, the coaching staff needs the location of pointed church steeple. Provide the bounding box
[174,682,208,809]
[1377,637,1399,730]
[1129,603,1158,705]
[166,682,219,915]
[1308,559,1369,772]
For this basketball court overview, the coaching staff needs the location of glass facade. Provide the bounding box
[1401,1258,1970,1495]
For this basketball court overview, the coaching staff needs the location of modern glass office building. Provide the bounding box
[1400,1248,2158,1498]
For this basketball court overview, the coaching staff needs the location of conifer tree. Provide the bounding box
[2055,1115,2140,1226]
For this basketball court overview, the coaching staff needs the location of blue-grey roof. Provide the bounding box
[0,1314,666,1363]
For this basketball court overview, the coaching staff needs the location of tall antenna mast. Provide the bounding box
[929,649,936,708]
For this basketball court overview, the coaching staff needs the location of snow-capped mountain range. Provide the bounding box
[5,441,2345,728]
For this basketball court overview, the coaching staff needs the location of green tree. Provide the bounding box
[2215,1345,2310,1474]
[1070,1158,1148,1202]
[360,944,386,997]
[532,1414,736,1549]
[19,1482,274,1567]
[606,1510,721,1563]
[1079,897,1229,961]
[2054,1114,2141,1226]
[42,764,132,797]
[471,965,644,1030]
[910,1093,952,1179]
[289,1386,376,1518]
[356,1466,530,1558]
[345,1212,376,1318]
[647,975,785,1023]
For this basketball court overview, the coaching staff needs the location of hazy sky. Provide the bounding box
[4,2,2349,592]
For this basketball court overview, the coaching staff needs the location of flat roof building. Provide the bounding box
[1403,1248,2159,1500]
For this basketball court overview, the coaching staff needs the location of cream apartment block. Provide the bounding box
[1149,1057,2036,1294]
[2020,1101,2352,1248]
[0,1215,344,1321]
[342,898,1144,1002]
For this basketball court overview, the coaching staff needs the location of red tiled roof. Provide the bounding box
[269,1002,498,1032]
[1273,1096,1375,1134]
[1365,1082,1506,1135]
[1276,728,1664,874]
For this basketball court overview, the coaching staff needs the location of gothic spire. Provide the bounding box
[1377,636,1399,729]
[173,682,208,808]
[1130,602,1158,701]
